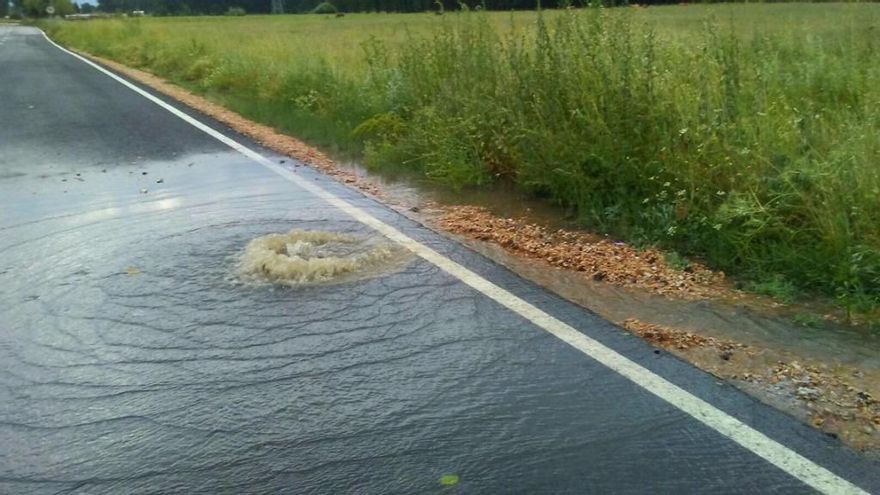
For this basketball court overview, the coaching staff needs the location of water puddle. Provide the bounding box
[336,160,580,229]
[237,229,413,286]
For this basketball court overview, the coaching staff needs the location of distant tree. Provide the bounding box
[80,1,94,11]
[22,0,44,15]
[22,0,74,16]
[0,0,8,17]
[53,0,75,14]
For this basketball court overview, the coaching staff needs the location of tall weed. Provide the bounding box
[44,7,880,313]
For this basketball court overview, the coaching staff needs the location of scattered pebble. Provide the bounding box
[797,387,821,401]
[156,178,164,184]
[140,188,148,194]
[441,206,726,300]
[621,318,880,453]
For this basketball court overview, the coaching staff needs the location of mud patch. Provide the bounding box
[237,230,412,286]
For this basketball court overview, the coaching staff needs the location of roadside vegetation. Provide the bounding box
[42,4,880,322]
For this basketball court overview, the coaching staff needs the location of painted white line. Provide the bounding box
[41,31,869,495]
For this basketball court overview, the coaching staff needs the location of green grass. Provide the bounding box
[42,5,880,319]
[792,313,821,328]
[663,251,691,272]
[746,275,799,304]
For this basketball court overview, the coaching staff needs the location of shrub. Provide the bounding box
[44,6,880,317]
[225,7,246,16]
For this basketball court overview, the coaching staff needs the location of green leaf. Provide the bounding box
[439,473,460,486]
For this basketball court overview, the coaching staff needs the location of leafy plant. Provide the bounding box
[43,5,880,317]
[746,275,798,304]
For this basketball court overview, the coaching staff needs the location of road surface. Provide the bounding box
[1,25,878,494]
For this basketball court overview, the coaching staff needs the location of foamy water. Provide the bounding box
[237,229,413,286]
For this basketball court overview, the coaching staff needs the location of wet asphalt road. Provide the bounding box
[1,25,879,494]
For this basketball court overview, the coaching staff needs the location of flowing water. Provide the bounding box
[336,160,880,375]
[237,229,413,286]
[5,23,879,491]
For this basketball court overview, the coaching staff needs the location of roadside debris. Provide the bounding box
[621,318,880,452]
[440,206,726,300]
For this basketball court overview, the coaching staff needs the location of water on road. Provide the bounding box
[1,25,878,494]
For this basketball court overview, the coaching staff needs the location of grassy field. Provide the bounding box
[43,5,880,319]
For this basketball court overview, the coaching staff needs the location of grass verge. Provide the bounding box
[42,5,880,322]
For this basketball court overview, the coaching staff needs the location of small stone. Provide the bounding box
[156,178,164,184]
[141,171,148,175]
[797,387,820,401]
[140,188,148,194]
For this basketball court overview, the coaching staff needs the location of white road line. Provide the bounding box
[41,30,869,495]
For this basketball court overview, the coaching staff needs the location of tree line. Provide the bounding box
[10,0,817,18]
[87,0,566,14]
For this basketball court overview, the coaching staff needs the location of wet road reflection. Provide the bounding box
[2,24,877,494]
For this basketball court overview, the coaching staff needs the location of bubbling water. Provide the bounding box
[237,230,412,286]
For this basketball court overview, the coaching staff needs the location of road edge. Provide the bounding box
[38,28,872,495]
